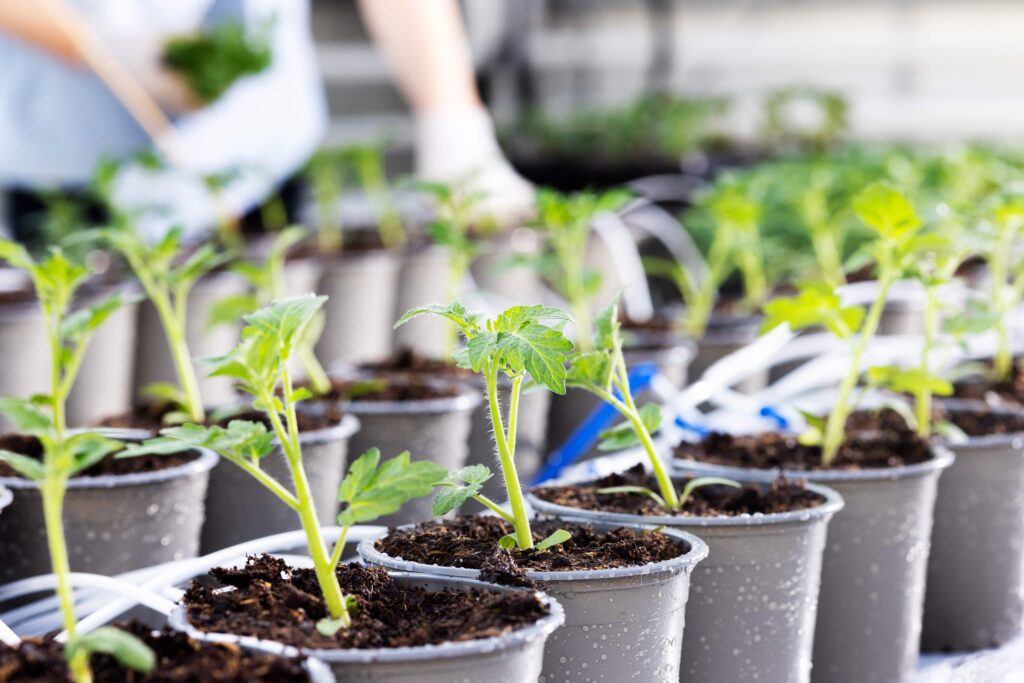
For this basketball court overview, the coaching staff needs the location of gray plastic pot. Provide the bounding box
[342,380,481,526]
[359,519,708,683]
[200,414,360,553]
[0,284,139,428]
[466,379,552,503]
[674,446,955,683]
[316,250,400,366]
[392,244,452,358]
[921,404,1024,651]
[527,481,844,683]
[170,570,564,683]
[878,298,925,336]
[134,271,248,408]
[0,443,217,582]
[545,337,694,457]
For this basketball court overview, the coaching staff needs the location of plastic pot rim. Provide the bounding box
[168,570,565,665]
[0,446,219,491]
[673,442,955,483]
[357,518,709,583]
[295,413,361,446]
[526,479,844,529]
[935,398,1024,450]
[0,484,11,511]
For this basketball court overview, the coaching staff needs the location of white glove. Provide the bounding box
[414,107,535,228]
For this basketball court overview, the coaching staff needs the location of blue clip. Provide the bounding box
[759,405,789,430]
[531,362,660,485]
[674,415,710,438]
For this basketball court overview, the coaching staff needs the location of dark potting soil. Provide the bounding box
[321,376,460,403]
[98,401,345,434]
[375,516,686,577]
[360,347,472,379]
[952,364,1024,406]
[0,433,198,479]
[183,555,549,650]
[531,464,822,517]
[0,621,312,682]
[844,405,1024,440]
[674,420,933,471]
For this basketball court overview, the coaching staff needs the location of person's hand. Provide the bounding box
[414,107,535,228]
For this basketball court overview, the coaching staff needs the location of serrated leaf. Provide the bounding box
[853,183,922,242]
[394,301,483,334]
[866,366,953,396]
[567,351,615,390]
[66,433,122,475]
[0,450,45,480]
[457,464,492,485]
[337,450,447,526]
[535,528,572,551]
[593,299,622,351]
[760,282,864,337]
[432,465,494,516]
[66,627,155,674]
[59,292,124,342]
[120,421,274,462]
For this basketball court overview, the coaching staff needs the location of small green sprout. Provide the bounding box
[762,183,924,464]
[0,241,150,683]
[163,22,272,104]
[397,302,574,550]
[597,476,741,511]
[981,197,1024,381]
[209,226,331,395]
[304,149,346,253]
[95,226,230,424]
[339,144,406,249]
[123,296,444,633]
[533,189,632,350]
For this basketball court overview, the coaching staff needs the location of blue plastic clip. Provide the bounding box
[759,405,790,430]
[530,362,660,485]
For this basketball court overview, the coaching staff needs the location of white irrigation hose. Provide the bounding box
[619,197,709,282]
[0,619,19,646]
[592,209,654,320]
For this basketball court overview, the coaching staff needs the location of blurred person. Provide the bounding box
[0,0,531,245]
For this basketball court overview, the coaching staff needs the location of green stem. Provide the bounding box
[473,494,515,523]
[262,382,349,623]
[233,457,300,509]
[821,272,894,464]
[486,361,533,549]
[297,346,332,396]
[47,316,66,438]
[328,526,350,572]
[916,286,939,438]
[43,474,91,683]
[991,236,1012,380]
[810,224,846,287]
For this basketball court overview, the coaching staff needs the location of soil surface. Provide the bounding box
[183,555,549,650]
[846,405,1024,439]
[952,363,1024,405]
[360,348,473,379]
[532,465,822,517]
[0,433,198,479]
[98,401,344,434]
[375,516,687,579]
[675,413,934,471]
[317,376,460,403]
[0,622,311,682]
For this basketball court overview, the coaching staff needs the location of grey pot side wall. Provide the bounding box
[316,251,400,366]
[344,389,480,527]
[173,571,564,683]
[0,450,216,582]
[359,521,708,683]
[675,451,953,683]
[199,415,359,553]
[528,482,843,683]
[922,430,1024,651]
[134,272,248,408]
[470,230,544,306]
[392,245,452,359]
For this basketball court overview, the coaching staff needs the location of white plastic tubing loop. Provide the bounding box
[591,204,654,320]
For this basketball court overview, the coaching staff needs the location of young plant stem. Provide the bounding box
[486,362,533,549]
[259,373,349,624]
[821,273,894,464]
[473,494,515,523]
[990,230,1012,380]
[916,286,940,437]
[810,223,846,288]
[42,473,91,683]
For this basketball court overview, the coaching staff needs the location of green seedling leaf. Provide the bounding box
[760,282,864,337]
[498,534,518,550]
[866,366,953,397]
[596,485,666,509]
[0,450,45,480]
[120,421,275,462]
[242,294,328,358]
[394,301,482,334]
[341,378,388,400]
[566,351,614,390]
[597,403,662,451]
[337,449,447,527]
[66,627,155,674]
[535,529,572,551]
[0,397,53,434]
[853,183,923,242]
[67,433,122,475]
[934,419,969,444]
[59,291,126,343]
[432,464,494,516]
[206,293,259,331]
[678,477,742,508]
[141,382,186,407]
